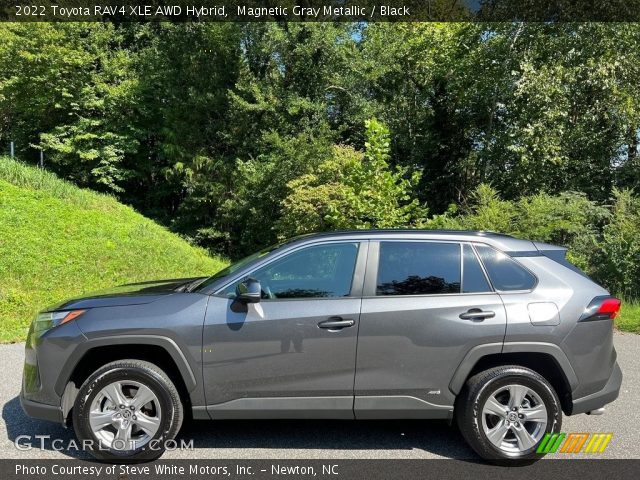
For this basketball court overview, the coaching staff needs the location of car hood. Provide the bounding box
[45,277,207,311]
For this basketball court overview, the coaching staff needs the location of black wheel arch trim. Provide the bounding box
[54,335,198,396]
[449,341,579,395]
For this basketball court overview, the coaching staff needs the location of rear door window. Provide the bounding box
[377,242,461,295]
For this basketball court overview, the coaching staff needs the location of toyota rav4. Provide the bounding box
[21,230,622,463]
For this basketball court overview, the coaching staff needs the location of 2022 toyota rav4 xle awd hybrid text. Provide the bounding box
[21,230,622,463]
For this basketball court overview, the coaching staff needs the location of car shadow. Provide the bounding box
[2,396,91,459]
[176,417,480,460]
[3,396,480,461]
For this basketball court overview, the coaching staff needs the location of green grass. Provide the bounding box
[617,302,640,333]
[0,157,227,343]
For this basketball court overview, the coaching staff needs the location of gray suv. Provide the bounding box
[21,230,622,463]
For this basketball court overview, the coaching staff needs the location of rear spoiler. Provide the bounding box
[510,241,591,278]
[498,241,591,279]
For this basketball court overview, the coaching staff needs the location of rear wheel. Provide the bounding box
[456,366,562,464]
[72,359,183,462]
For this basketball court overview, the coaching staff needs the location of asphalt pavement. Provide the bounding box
[1,333,638,460]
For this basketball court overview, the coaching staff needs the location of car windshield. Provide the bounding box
[192,242,285,291]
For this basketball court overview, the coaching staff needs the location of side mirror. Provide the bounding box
[235,278,261,304]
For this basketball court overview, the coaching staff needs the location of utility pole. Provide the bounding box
[10,141,14,158]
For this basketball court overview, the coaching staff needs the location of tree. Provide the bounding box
[0,23,139,192]
[277,119,426,237]
[596,189,640,300]
[2,22,640,259]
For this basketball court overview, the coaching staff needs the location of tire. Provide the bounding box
[72,359,183,462]
[456,365,562,465]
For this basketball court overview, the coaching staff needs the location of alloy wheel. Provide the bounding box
[481,383,548,454]
[89,380,162,451]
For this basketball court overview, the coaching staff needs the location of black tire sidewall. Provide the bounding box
[73,365,178,462]
[468,369,562,461]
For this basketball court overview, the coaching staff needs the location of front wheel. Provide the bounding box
[456,366,562,464]
[72,359,183,462]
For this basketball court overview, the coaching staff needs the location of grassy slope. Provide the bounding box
[0,158,227,342]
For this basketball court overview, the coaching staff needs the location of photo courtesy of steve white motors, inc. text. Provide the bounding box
[15,463,339,476]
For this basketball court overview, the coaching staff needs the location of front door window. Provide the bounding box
[223,242,360,299]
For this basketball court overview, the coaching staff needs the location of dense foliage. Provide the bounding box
[1,22,639,304]
[0,157,226,342]
[277,119,426,236]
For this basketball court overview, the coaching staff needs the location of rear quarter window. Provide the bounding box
[474,244,537,291]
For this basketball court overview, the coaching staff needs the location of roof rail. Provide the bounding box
[298,229,513,238]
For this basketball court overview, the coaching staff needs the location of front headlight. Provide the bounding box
[33,310,86,333]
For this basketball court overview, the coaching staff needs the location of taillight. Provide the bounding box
[597,298,622,319]
[579,296,621,322]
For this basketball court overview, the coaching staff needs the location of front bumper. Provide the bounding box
[21,320,86,423]
[571,362,622,415]
[20,395,63,423]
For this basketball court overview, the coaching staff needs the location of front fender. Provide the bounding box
[54,335,198,395]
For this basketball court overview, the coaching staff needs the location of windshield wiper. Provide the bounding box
[182,277,209,292]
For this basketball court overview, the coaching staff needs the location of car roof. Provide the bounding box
[287,229,538,252]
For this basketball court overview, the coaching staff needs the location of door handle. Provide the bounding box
[318,317,355,330]
[459,309,495,320]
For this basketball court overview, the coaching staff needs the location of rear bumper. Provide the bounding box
[20,395,63,424]
[570,362,622,415]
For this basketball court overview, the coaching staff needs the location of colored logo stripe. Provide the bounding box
[537,433,566,453]
[537,433,613,454]
[560,433,589,453]
[584,433,613,453]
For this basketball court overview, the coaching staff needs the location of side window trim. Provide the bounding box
[467,243,495,293]
[459,242,465,293]
[351,240,370,298]
[362,241,380,297]
[214,240,367,300]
